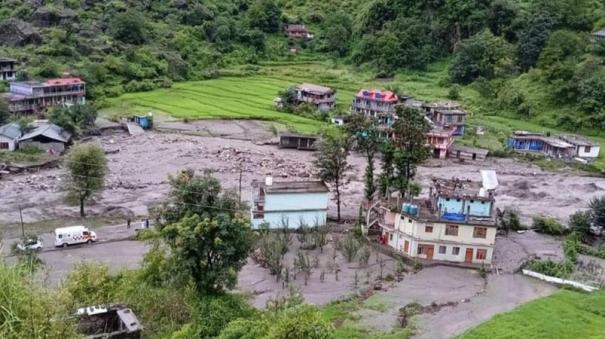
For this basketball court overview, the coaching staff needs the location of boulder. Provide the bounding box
[0,19,42,47]
[31,6,77,27]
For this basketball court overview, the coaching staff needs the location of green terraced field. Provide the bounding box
[461,290,605,339]
[104,62,452,134]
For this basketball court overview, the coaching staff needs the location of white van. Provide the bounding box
[54,226,97,247]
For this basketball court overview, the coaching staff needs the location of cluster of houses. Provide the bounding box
[0,120,72,153]
[507,131,600,162]
[249,170,499,265]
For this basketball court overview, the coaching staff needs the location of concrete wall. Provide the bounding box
[264,192,328,212]
[396,216,496,247]
[576,145,600,159]
[10,83,34,96]
[251,210,327,229]
[437,197,492,217]
[0,135,16,151]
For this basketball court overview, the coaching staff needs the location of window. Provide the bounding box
[452,247,460,255]
[83,231,89,236]
[425,225,433,233]
[0,142,8,150]
[58,234,63,239]
[476,249,487,260]
[439,246,446,254]
[585,146,591,153]
[473,227,487,239]
[445,224,459,236]
[389,233,393,241]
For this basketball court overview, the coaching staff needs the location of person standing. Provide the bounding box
[127,218,131,229]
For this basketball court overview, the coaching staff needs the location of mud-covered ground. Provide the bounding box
[1,125,603,230]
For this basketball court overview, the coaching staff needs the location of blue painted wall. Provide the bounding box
[438,197,492,217]
[507,137,544,151]
[251,191,329,229]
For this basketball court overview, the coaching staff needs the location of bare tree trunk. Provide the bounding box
[80,198,85,217]
[335,178,341,222]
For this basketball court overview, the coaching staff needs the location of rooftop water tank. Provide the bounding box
[409,205,418,216]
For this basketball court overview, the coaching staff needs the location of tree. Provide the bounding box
[248,0,281,33]
[161,213,253,295]
[154,169,245,227]
[569,210,592,243]
[0,98,9,125]
[314,131,352,222]
[342,233,360,262]
[110,10,147,44]
[487,0,518,39]
[49,104,98,136]
[516,10,556,71]
[65,143,107,217]
[450,30,514,84]
[589,196,605,228]
[391,107,431,198]
[320,11,352,57]
[346,115,380,201]
[378,142,395,198]
[276,86,298,112]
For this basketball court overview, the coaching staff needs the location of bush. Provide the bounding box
[190,295,256,338]
[526,259,573,279]
[532,216,567,235]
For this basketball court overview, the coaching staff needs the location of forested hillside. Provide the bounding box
[1,0,605,129]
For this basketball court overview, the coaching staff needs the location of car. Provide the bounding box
[16,237,43,252]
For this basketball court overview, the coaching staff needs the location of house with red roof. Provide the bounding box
[352,89,398,120]
[2,77,86,114]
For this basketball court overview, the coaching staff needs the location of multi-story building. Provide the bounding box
[421,101,466,136]
[427,125,455,159]
[251,178,328,229]
[367,174,498,265]
[295,83,335,112]
[3,77,86,114]
[352,89,398,119]
[0,57,17,81]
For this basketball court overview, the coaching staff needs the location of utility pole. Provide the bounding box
[19,204,24,238]
[238,163,243,203]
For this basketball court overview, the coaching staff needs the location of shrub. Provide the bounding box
[526,259,573,279]
[532,216,567,235]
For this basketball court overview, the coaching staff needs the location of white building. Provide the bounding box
[251,178,329,229]
[367,176,497,265]
[0,122,21,151]
[558,134,600,160]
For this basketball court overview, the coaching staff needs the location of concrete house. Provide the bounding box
[279,133,318,151]
[558,134,600,160]
[449,144,488,161]
[3,77,86,115]
[507,131,575,159]
[286,24,312,39]
[367,173,498,265]
[427,125,455,159]
[18,122,72,153]
[0,122,21,151]
[295,83,335,112]
[352,89,398,119]
[0,57,17,81]
[251,178,329,229]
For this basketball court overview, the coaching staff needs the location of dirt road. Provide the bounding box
[1,126,603,230]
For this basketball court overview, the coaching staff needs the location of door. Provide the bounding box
[403,240,409,254]
[426,246,434,260]
[465,248,474,263]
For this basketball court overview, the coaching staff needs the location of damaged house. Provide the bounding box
[77,304,142,339]
[507,131,575,159]
[18,122,72,153]
[366,171,498,265]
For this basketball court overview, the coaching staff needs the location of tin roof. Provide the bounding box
[558,134,599,147]
[356,89,398,102]
[0,122,22,139]
[255,180,329,194]
[19,123,71,143]
[297,83,334,95]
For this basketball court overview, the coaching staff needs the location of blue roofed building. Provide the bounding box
[251,178,329,229]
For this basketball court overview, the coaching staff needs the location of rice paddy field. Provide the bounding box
[461,290,605,339]
[104,61,454,134]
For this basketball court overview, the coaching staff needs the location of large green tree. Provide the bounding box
[248,0,282,34]
[346,115,380,201]
[65,143,108,217]
[391,107,431,198]
[49,104,98,136]
[314,131,352,222]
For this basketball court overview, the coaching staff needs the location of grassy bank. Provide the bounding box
[461,290,605,338]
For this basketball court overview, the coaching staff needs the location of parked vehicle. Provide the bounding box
[54,226,97,248]
[16,237,43,252]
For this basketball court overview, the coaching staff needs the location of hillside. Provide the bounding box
[1,0,605,136]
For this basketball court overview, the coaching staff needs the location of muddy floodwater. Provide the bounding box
[1,127,604,228]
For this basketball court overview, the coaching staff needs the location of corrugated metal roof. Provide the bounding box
[297,83,333,95]
[0,122,22,139]
[19,123,71,143]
